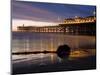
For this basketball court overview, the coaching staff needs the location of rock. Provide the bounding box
[57,44,71,59]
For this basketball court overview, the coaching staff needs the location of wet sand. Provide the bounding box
[12,56,96,75]
[12,49,96,75]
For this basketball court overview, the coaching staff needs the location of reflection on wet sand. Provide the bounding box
[12,32,96,74]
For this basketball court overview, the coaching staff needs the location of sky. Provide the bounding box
[12,0,96,31]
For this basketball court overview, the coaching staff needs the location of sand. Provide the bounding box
[12,49,96,74]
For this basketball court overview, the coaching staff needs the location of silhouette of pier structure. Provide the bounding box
[17,16,96,35]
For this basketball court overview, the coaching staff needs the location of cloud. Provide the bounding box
[12,1,95,22]
[12,1,96,31]
[12,1,59,22]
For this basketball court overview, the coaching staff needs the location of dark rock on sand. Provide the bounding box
[57,44,71,59]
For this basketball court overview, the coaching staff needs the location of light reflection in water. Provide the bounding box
[12,32,95,64]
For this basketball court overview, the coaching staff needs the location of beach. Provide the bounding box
[12,32,96,74]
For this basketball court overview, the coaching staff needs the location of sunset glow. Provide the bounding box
[12,1,95,31]
[12,19,58,31]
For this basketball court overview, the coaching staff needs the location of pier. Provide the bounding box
[17,16,96,35]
